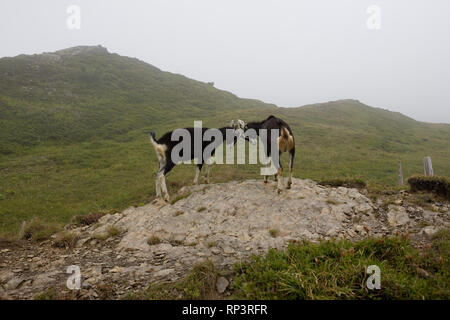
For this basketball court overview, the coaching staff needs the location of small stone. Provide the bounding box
[109,266,123,273]
[387,206,409,226]
[416,267,429,278]
[0,286,9,299]
[154,269,174,278]
[33,274,55,288]
[170,233,186,242]
[216,277,229,294]
[223,247,234,254]
[422,226,438,238]
[0,270,14,283]
[5,277,24,290]
[356,203,372,215]
[347,229,357,238]
[76,238,90,247]
[31,256,42,263]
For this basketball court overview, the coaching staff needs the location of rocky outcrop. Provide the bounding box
[1,178,448,299]
[101,179,379,252]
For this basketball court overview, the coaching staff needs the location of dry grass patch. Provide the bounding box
[52,231,80,248]
[269,229,280,238]
[21,218,61,242]
[147,236,161,246]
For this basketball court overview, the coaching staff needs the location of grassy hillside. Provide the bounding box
[0,45,274,154]
[0,46,449,236]
[277,100,450,184]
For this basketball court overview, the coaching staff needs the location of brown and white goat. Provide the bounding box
[238,115,295,193]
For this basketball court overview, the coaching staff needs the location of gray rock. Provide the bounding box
[422,226,438,238]
[5,277,24,290]
[216,276,229,294]
[33,273,56,288]
[387,206,409,226]
[153,269,174,278]
[11,177,440,301]
[0,270,14,283]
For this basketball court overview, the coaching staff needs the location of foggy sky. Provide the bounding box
[1,0,449,123]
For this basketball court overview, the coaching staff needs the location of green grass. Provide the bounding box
[0,47,449,237]
[127,260,219,300]
[232,235,449,300]
[125,234,449,300]
[34,288,60,300]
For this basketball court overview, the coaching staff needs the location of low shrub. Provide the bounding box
[52,231,80,248]
[407,175,450,198]
[71,211,107,226]
[147,236,161,246]
[21,219,61,242]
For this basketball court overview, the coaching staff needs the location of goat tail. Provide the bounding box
[149,131,156,142]
[281,127,290,139]
[149,131,160,152]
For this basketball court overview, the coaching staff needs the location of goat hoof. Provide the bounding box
[204,180,210,184]
[286,184,292,190]
[277,188,282,194]
[164,196,170,203]
[264,180,268,184]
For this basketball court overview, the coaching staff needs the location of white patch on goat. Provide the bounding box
[158,172,169,202]
[155,175,162,197]
[277,167,283,194]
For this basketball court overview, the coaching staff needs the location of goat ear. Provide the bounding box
[229,120,235,128]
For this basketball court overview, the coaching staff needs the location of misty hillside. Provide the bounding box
[0,45,274,152]
[0,46,449,235]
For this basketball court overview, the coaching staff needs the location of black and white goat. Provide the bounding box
[238,115,295,193]
[149,122,239,202]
